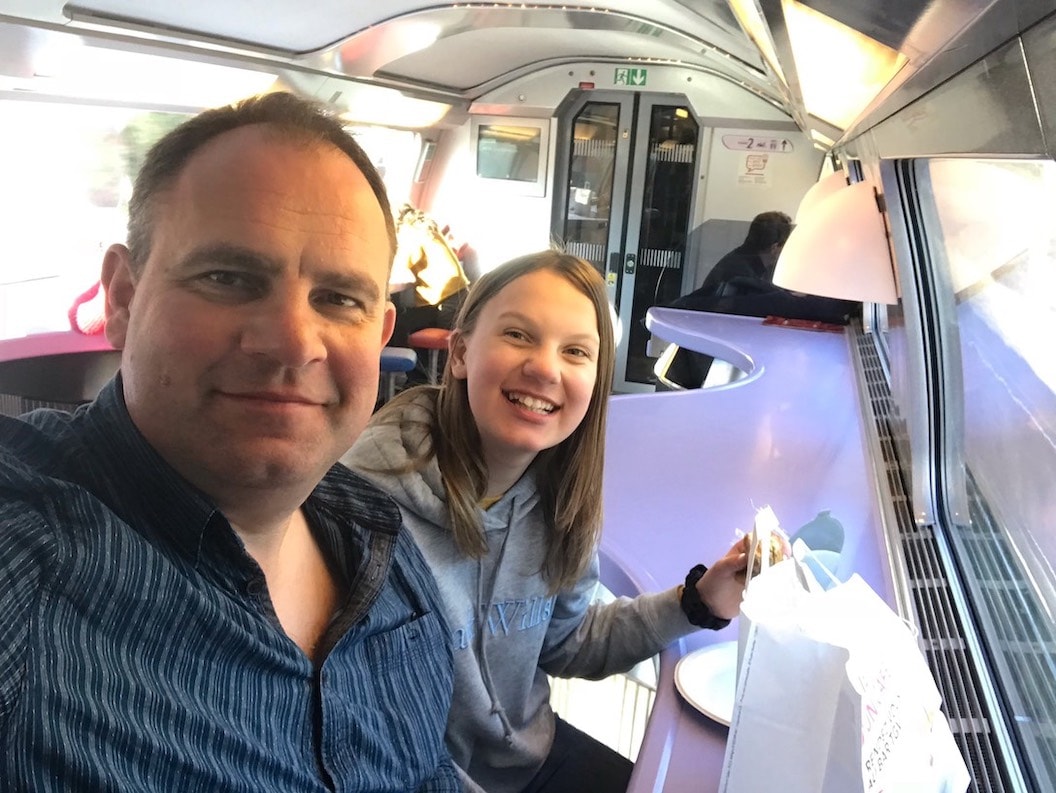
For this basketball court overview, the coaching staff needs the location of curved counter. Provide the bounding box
[600,308,891,792]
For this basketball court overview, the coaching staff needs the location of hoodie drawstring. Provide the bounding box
[475,498,516,746]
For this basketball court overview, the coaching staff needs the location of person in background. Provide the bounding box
[664,210,856,326]
[0,93,459,791]
[672,210,793,305]
[343,250,749,793]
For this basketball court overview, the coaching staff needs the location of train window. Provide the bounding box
[346,125,420,209]
[0,105,419,343]
[470,116,549,196]
[0,100,190,341]
[923,157,1056,786]
[476,124,541,181]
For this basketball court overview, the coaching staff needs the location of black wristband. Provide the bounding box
[680,564,731,630]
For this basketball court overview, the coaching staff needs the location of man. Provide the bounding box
[672,210,793,305]
[0,93,460,791]
[665,208,853,323]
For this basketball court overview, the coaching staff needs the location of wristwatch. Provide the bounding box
[680,564,732,630]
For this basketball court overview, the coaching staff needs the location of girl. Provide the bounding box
[343,250,748,793]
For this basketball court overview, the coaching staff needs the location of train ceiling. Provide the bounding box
[0,0,1052,145]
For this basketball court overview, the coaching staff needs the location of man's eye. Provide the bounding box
[318,292,364,310]
[190,270,268,301]
[204,271,249,288]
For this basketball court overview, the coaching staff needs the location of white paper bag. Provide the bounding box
[719,555,971,793]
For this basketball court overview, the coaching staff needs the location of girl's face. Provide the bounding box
[450,268,600,478]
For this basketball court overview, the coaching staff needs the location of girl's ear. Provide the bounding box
[101,244,136,350]
[448,330,469,379]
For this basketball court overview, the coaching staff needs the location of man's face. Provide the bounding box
[763,241,785,275]
[103,125,395,505]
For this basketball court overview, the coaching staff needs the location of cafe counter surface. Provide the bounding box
[599,307,892,792]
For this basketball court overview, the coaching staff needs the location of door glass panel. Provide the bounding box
[625,106,698,384]
[562,103,620,276]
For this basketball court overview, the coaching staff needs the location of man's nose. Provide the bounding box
[240,294,327,367]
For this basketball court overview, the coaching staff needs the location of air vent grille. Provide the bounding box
[852,327,1017,793]
[957,474,1056,789]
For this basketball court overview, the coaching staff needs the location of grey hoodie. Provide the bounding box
[342,390,695,793]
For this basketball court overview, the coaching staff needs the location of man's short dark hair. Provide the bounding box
[742,211,793,253]
[126,92,396,273]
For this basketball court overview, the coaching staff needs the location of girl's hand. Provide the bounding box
[695,536,750,620]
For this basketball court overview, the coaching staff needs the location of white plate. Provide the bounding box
[674,640,738,726]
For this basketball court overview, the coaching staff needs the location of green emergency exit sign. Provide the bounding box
[614,67,647,86]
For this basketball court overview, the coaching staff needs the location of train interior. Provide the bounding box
[1,1,1055,791]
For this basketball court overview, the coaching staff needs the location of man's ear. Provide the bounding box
[448,330,468,379]
[101,244,136,350]
[380,300,396,348]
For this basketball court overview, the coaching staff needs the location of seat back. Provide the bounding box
[0,332,119,416]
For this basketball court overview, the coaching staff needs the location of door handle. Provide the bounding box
[624,254,636,275]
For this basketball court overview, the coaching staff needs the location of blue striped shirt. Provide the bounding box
[0,378,460,792]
